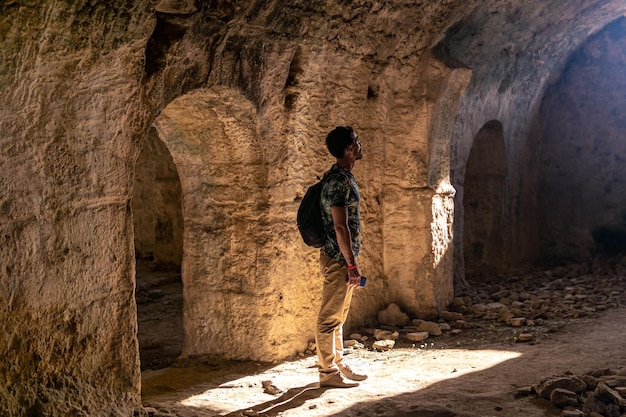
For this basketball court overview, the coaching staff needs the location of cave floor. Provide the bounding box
[136,261,626,417]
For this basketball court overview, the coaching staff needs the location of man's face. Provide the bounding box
[350,132,363,160]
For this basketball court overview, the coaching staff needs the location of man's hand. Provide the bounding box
[347,266,361,287]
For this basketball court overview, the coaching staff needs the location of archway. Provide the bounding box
[147,86,287,361]
[132,126,184,370]
[131,85,276,369]
[536,17,626,265]
[462,120,507,279]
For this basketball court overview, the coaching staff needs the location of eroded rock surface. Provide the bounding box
[3,1,626,415]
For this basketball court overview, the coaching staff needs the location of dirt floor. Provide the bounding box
[136,260,626,417]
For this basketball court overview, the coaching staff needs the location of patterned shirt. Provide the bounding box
[320,164,361,262]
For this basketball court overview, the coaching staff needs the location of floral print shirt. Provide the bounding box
[320,164,361,262]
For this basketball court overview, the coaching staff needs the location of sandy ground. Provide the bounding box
[136,262,626,417]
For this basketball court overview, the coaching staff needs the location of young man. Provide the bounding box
[316,126,367,388]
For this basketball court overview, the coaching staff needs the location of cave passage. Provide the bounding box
[132,127,184,370]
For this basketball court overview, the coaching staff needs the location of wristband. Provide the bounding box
[347,264,358,270]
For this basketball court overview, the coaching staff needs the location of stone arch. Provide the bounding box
[462,120,507,279]
[536,17,626,264]
[150,86,277,360]
[446,5,626,279]
[132,126,184,370]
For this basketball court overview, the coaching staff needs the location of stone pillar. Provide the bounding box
[383,62,471,318]
[0,3,152,415]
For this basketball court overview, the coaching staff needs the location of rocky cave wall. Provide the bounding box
[0,2,154,416]
[445,1,626,278]
[536,17,626,265]
[3,0,626,415]
[137,0,481,363]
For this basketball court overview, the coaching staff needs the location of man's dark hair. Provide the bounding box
[326,126,355,158]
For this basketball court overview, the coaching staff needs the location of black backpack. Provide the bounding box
[297,175,326,248]
[297,169,350,247]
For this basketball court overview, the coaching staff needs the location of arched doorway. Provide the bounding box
[536,17,626,265]
[144,86,285,362]
[132,126,184,370]
[463,120,507,279]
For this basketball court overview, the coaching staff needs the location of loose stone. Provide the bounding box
[344,339,364,349]
[550,388,580,408]
[438,323,451,331]
[560,409,584,417]
[406,332,429,342]
[510,317,526,327]
[515,386,534,397]
[439,311,464,321]
[378,303,409,327]
[535,376,587,400]
[417,321,442,336]
[372,340,395,351]
[262,380,282,395]
[374,329,394,340]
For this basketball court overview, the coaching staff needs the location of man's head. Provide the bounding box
[326,126,362,160]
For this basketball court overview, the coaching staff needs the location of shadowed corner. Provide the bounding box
[223,383,328,417]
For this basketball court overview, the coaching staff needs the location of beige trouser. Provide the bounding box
[315,253,355,378]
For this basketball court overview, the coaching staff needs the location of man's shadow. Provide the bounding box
[223,383,330,417]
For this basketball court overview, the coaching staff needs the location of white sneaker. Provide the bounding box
[337,363,368,381]
[319,372,360,388]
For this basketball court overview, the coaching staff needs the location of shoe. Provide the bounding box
[319,372,359,388]
[337,363,368,381]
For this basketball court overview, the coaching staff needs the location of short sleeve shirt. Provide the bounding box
[320,164,361,262]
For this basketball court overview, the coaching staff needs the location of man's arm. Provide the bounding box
[331,206,361,287]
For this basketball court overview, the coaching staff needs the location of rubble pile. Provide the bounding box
[516,368,626,417]
[335,263,625,353]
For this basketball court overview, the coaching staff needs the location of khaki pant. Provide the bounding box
[315,253,355,377]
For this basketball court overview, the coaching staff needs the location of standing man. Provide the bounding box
[316,126,367,388]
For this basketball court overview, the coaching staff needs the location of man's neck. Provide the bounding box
[335,158,354,172]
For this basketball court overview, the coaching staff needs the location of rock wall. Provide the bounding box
[0,2,154,416]
[447,1,626,278]
[139,1,476,361]
[536,17,626,263]
[3,0,626,415]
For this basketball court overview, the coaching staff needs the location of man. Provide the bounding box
[316,126,367,388]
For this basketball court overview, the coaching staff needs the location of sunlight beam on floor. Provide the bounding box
[175,348,522,416]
